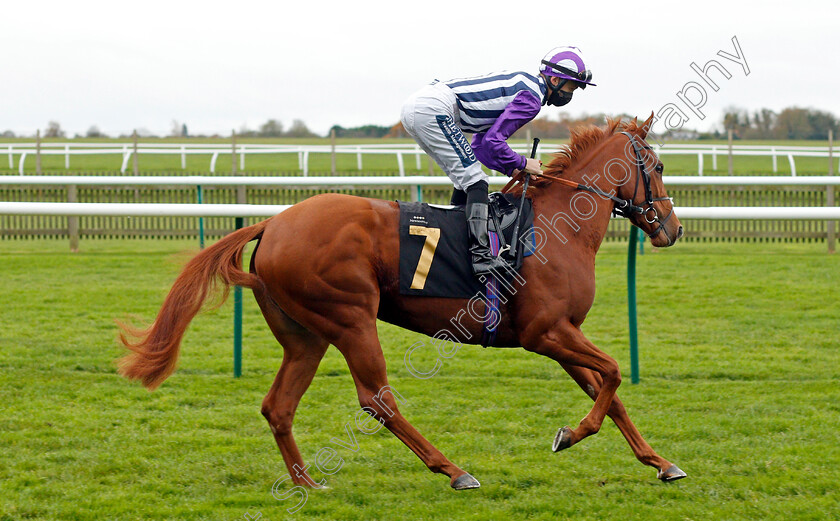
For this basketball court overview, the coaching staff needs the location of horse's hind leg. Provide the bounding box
[560,364,686,482]
[334,327,480,490]
[254,289,329,486]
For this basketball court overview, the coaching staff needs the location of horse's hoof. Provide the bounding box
[657,464,687,482]
[451,473,481,490]
[552,426,573,452]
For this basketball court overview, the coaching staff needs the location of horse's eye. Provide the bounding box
[655,164,664,174]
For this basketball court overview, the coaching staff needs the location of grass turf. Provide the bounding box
[0,238,838,520]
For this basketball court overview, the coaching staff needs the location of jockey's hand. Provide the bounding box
[523,157,543,174]
[514,157,543,179]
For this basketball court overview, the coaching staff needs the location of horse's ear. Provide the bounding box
[639,112,655,139]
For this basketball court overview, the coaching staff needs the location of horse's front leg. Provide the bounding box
[560,363,687,481]
[524,321,622,451]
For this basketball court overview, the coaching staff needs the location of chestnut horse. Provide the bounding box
[119,116,686,490]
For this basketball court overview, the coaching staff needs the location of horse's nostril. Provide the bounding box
[677,226,684,239]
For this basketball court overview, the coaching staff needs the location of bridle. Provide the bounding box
[615,132,675,242]
[502,131,675,242]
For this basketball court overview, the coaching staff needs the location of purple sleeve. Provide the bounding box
[471,90,542,176]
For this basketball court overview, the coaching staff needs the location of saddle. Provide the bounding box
[397,192,534,298]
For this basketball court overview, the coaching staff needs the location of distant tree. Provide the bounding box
[86,125,105,138]
[805,109,838,139]
[259,119,285,137]
[330,124,391,138]
[747,108,776,138]
[757,108,776,133]
[718,106,836,140]
[237,124,256,137]
[773,107,813,140]
[722,106,752,138]
[44,121,65,138]
[513,112,634,140]
[285,119,317,138]
[181,123,188,137]
[1,130,15,138]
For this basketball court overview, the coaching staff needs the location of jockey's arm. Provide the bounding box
[471,90,544,177]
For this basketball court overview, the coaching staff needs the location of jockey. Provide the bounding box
[400,46,596,276]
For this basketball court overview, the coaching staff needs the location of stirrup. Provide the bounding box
[471,255,509,277]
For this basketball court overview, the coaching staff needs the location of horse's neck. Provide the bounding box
[534,165,616,256]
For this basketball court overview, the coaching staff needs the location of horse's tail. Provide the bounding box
[118,219,269,390]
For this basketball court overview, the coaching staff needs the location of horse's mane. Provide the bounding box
[521,117,646,191]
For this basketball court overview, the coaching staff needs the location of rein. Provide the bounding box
[502,132,674,240]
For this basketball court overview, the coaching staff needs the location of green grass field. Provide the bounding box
[1,137,837,176]
[1,239,839,520]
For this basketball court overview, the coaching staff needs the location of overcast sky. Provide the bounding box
[2,0,836,137]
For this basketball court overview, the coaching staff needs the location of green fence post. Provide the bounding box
[233,216,244,378]
[197,185,205,250]
[416,185,423,203]
[628,226,640,384]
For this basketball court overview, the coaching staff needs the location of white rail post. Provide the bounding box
[121,145,128,173]
[297,149,303,170]
[210,152,219,173]
[415,145,421,170]
[302,150,309,177]
[697,152,704,176]
[356,146,363,171]
[727,129,733,176]
[240,145,245,171]
[36,130,42,175]
[787,153,796,177]
[133,130,139,176]
[772,147,777,173]
[65,145,70,170]
[7,145,12,169]
[120,150,132,174]
[233,130,245,206]
[181,145,187,169]
[19,152,27,175]
[397,152,405,177]
[712,146,717,171]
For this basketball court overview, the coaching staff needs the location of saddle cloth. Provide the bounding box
[398,193,534,298]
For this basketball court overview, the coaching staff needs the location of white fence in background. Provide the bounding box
[2,175,838,215]
[1,174,840,188]
[3,142,839,177]
[2,202,839,220]
[1,175,836,252]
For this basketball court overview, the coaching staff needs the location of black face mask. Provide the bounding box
[546,90,573,107]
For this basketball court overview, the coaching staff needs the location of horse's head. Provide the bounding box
[524,115,683,248]
[610,114,683,247]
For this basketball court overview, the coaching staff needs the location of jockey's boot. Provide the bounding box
[465,181,509,276]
